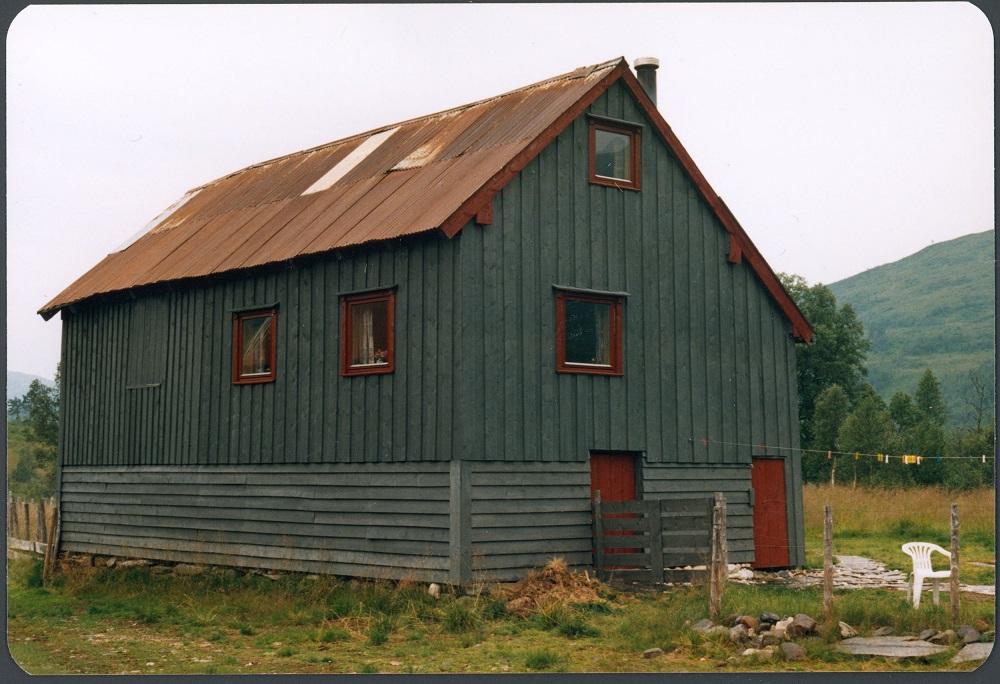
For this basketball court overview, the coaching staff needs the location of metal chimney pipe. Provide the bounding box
[634,57,659,105]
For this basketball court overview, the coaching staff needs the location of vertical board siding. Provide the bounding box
[61,234,460,466]
[60,464,451,582]
[469,461,592,581]
[457,80,802,466]
[642,463,755,564]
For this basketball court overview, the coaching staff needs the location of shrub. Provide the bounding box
[24,559,44,589]
[317,628,350,643]
[524,649,560,670]
[532,602,599,638]
[444,602,479,633]
[368,615,394,645]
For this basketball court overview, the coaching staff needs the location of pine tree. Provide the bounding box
[914,368,947,426]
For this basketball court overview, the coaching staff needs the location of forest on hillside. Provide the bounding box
[782,273,994,490]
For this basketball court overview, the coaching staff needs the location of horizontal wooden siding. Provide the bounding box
[60,463,451,582]
[469,461,592,580]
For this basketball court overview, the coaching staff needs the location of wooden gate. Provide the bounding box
[592,494,714,585]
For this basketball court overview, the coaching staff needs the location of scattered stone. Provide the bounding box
[173,564,206,576]
[787,613,817,638]
[839,622,858,639]
[759,612,780,625]
[105,557,117,568]
[705,626,730,639]
[837,636,948,658]
[780,642,807,661]
[872,626,894,637]
[117,559,150,569]
[774,617,794,633]
[918,629,938,641]
[742,647,773,660]
[691,618,715,633]
[760,631,783,647]
[737,615,760,632]
[729,624,750,645]
[730,568,755,581]
[929,629,956,645]
[75,554,95,567]
[427,583,441,599]
[950,642,993,664]
[643,648,664,659]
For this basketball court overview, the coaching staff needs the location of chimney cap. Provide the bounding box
[634,57,660,69]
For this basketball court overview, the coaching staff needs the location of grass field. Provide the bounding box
[7,485,995,674]
[803,485,996,585]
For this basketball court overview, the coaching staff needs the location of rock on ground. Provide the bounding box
[737,615,760,631]
[172,564,206,576]
[918,629,938,641]
[643,648,663,659]
[837,637,948,658]
[780,642,807,661]
[839,622,858,639]
[950,642,993,664]
[929,629,957,645]
[872,626,894,637]
[691,619,714,633]
[956,625,982,644]
[786,614,817,638]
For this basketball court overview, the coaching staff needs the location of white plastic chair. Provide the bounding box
[901,542,952,608]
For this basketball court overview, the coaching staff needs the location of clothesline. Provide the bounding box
[687,437,994,462]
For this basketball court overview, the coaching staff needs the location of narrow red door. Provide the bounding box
[751,457,790,568]
[590,453,639,567]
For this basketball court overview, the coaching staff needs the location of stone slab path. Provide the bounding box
[733,555,994,596]
[950,642,993,664]
[837,636,948,658]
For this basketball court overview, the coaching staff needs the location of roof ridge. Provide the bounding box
[189,57,626,192]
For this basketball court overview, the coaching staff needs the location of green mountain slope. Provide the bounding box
[828,230,994,426]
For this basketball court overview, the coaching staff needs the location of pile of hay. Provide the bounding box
[498,557,605,616]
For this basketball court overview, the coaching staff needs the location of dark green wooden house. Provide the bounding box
[40,57,813,584]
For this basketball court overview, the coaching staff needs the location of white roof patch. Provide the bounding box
[302,127,399,195]
[114,188,202,252]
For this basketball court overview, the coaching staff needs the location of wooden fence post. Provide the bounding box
[36,499,47,544]
[709,492,727,620]
[592,490,605,581]
[42,501,59,583]
[20,499,30,539]
[823,504,833,621]
[647,500,664,585]
[950,503,960,624]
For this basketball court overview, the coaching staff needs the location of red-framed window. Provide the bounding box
[555,291,624,375]
[589,120,641,191]
[341,289,396,376]
[232,308,277,385]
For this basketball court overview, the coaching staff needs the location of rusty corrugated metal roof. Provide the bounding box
[38,56,813,342]
[40,59,623,317]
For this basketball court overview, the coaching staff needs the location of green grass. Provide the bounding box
[7,517,994,676]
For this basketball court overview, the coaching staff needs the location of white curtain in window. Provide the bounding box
[354,306,375,365]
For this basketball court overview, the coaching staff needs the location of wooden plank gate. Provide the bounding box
[592,491,714,585]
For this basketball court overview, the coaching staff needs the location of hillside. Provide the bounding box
[829,230,994,426]
[6,371,55,402]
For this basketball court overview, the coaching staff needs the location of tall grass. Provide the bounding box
[803,485,995,540]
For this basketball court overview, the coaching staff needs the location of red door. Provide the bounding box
[590,453,639,567]
[751,458,790,568]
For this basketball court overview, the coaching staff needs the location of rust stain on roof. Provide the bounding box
[40,58,623,317]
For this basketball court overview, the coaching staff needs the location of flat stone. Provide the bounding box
[918,629,938,641]
[950,642,993,664]
[872,626,894,637]
[837,637,948,658]
[961,629,982,645]
[780,642,806,661]
[117,559,150,568]
[643,648,664,659]
[760,631,783,647]
[759,612,780,625]
[839,622,858,639]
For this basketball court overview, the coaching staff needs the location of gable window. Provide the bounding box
[232,308,277,384]
[555,290,624,375]
[341,289,395,376]
[589,120,640,190]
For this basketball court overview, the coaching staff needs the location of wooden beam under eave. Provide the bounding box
[475,200,494,226]
[727,234,743,264]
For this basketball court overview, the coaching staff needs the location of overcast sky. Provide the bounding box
[6,3,994,379]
